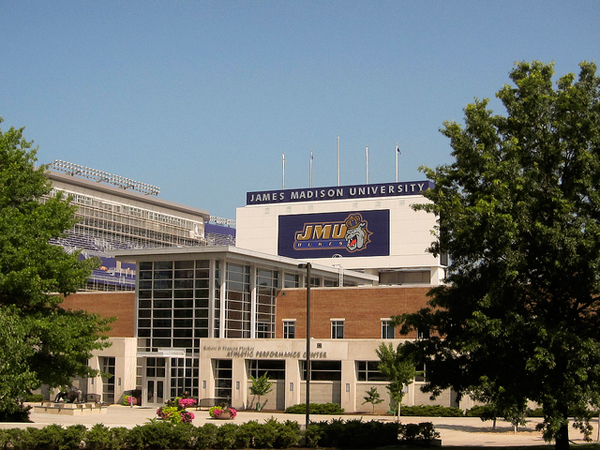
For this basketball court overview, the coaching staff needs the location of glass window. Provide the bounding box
[283,320,296,339]
[331,320,344,339]
[248,360,286,380]
[356,361,387,381]
[381,320,395,339]
[300,360,341,381]
[284,273,299,288]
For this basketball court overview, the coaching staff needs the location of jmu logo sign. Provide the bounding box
[278,210,389,259]
[294,213,373,252]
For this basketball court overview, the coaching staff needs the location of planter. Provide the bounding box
[215,410,233,419]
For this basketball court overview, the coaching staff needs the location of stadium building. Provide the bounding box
[45,160,235,291]
[52,175,459,413]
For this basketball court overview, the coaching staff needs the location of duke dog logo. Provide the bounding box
[293,213,372,252]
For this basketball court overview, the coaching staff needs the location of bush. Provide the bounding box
[85,424,129,450]
[399,422,440,442]
[284,402,344,415]
[126,421,193,450]
[401,404,464,417]
[25,393,45,402]
[0,403,32,422]
[307,418,401,449]
[237,420,262,448]
[1,428,37,450]
[214,422,239,449]
[303,423,322,448]
[192,423,219,449]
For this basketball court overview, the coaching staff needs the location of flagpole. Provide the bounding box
[282,153,285,189]
[366,145,369,184]
[337,135,340,186]
[309,150,313,188]
[395,144,399,182]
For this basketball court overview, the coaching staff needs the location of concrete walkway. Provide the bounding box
[2,405,599,447]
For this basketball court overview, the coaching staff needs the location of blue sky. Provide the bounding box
[1,1,598,220]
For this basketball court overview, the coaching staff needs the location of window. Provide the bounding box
[100,357,116,403]
[248,360,286,380]
[284,273,299,288]
[283,320,296,339]
[381,320,395,339]
[256,323,270,339]
[300,360,341,381]
[418,326,430,340]
[331,320,344,339]
[415,363,426,382]
[357,361,387,381]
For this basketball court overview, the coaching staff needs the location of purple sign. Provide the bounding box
[248,181,433,205]
[278,210,390,259]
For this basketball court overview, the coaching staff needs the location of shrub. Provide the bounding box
[214,422,239,449]
[284,402,344,414]
[273,420,301,448]
[2,428,37,450]
[126,421,193,450]
[399,422,440,442]
[401,404,463,417]
[85,424,129,450]
[192,423,219,449]
[303,423,322,448]
[237,420,262,448]
[25,393,45,402]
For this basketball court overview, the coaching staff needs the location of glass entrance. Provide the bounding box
[144,357,167,407]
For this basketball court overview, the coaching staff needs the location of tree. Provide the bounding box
[362,386,384,414]
[0,119,112,420]
[249,372,273,411]
[396,61,600,450]
[376,342,417,421]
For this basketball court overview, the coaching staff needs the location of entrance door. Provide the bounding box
[144,357,167,407]
[146,379,165,406]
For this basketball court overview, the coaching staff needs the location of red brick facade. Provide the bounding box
[60,292,136,337]
[275,286,431,339]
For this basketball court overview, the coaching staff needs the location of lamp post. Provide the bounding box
[298,262,311,428]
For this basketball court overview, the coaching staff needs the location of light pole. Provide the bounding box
[298,262,311,428]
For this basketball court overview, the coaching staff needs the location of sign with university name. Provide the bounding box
[247,180,433,205]
[278,209,390,259]
[201,345,329,360]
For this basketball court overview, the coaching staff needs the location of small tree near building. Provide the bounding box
[362,386,384,414]
[249,372,273,411]
[376,342,417,421]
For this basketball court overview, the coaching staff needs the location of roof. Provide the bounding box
[112,245,379,284]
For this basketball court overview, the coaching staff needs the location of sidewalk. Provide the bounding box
[1,405,599,447]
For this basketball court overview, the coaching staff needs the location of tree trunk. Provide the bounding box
[554,423,570,450]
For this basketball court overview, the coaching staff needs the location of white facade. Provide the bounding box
[236,181,444,284]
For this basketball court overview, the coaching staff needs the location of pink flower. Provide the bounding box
[178,398,197,408]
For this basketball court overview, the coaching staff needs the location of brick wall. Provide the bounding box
[60,292,136,337]
[276,286,431,339]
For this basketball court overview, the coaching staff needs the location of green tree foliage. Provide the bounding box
[375,342,416,420]
[362,386,384,413]
[396,61,600,450]
[0,119,112,419]
[249,372,273,410]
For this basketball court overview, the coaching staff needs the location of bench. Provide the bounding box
[195,397,231,410]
